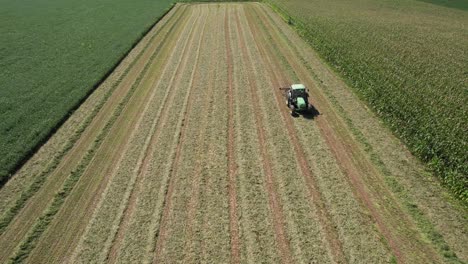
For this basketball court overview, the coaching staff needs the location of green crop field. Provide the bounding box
[0,0,175,185]
[266,0,468,201]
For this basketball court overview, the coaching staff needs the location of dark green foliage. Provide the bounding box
[0,0,174,185]
[267,0,468,203]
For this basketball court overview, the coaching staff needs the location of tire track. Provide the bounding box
[224,7,241,264]
[69,7,197,264]
[151,8,209,263]
[243,6,347,264]
[231,8,293,264]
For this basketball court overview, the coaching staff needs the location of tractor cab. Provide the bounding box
[286,84,310,112]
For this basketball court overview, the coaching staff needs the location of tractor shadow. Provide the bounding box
[291,104,320,120]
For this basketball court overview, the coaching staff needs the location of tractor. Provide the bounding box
[280,84,312,114]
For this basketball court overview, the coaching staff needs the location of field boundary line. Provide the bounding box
[232,8,293,264]
[151,8,209,263]
[224,7,241,264]
[244,5,347,263]
[7,57,148,263]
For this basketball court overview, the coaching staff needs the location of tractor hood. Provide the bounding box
[297,97,306,110]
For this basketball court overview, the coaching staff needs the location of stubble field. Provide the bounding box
[0,3,466,263]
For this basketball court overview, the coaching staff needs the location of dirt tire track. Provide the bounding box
[252,5,444,263]
[151,8,209,263]
[232,8,294,264]
[224,7,241,264]
[243,6,347,264]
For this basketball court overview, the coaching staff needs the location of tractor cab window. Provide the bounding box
[292,88,307,97]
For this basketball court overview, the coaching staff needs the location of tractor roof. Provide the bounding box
[291,84,306,90]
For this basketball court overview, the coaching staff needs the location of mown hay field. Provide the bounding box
[266,0,468,201]
[0,3,466,264]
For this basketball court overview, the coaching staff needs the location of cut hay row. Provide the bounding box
[0,4,188,263]
[152,7,211,263]
[225,5,280,263]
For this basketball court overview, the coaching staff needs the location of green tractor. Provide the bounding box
[280,84,312,114]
